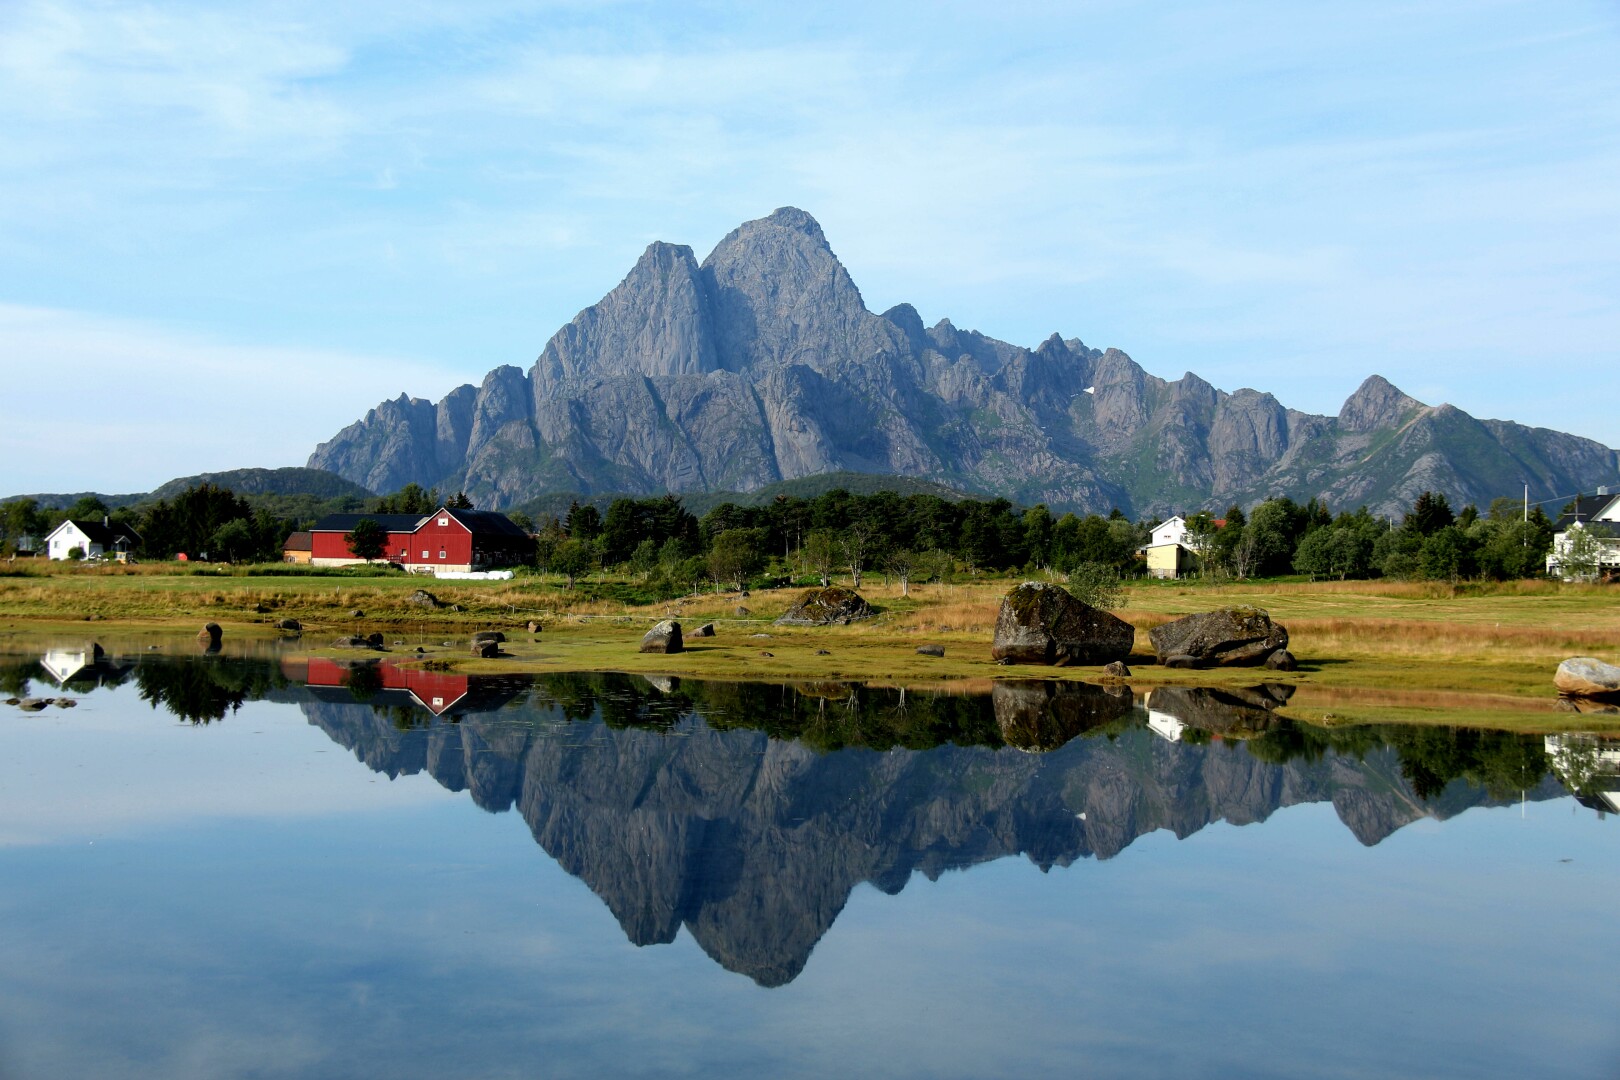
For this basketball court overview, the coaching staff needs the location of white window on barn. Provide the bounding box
[439,517,449,526]
[439,549,446,559]
[421,550,429,559]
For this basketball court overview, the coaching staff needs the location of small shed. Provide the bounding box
[282,531,313,564]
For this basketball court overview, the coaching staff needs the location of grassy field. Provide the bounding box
[2,561,1617,731]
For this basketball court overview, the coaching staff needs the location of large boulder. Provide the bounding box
[774,587,874,626]
[1554,657,1620,697]
[640,620,684,654]
[1148,607,1288,667]
[989,582,1134,665]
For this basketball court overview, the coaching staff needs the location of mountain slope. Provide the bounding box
[309,208,1619,516]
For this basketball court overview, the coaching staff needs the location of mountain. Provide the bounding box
[6,467,370,510]
[308,208,1619,516]
[148,467,375,501]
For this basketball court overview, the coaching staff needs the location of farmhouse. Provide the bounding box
[307,506,532,574]
[1546,489,1620,580]
[44,518,142,561]
[1140,515,1199,580]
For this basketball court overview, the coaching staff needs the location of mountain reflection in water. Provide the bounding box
[2,649,1600,987]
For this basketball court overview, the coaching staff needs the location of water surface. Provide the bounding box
[2,644,1616,1078]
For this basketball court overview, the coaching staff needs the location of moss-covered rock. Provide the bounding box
[774,587,874,627]
[1148,608,1289,667]
[989,581,1134,665]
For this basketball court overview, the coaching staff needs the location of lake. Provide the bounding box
[2,640,1617,1079]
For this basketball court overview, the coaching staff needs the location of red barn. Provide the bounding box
[308,506,532,573]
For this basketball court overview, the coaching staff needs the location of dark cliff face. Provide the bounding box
[294,683,1547,987]
[308,209,1619,515]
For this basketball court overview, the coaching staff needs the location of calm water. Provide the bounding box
[2,642,1617,1079]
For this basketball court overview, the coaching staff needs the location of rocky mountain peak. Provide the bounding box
[532,238,715,387]
[1338,375,1423,433]
[700,207,885,372]
[308,209,1620,517]
[881,303,930,354]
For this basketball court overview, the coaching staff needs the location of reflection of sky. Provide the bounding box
[0,694,456,846]
[1,685,1617,1078]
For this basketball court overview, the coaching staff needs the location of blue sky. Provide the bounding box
[2,0,1617,494]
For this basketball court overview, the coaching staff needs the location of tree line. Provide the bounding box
[0,478,1568,587]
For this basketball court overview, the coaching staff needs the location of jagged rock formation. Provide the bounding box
[292,676,1557,987]
[308,208,1620,517]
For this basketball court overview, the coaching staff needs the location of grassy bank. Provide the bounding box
[2,563,1617,732]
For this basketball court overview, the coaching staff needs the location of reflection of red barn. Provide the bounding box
[295,657,470,716]
[307,505,532,573]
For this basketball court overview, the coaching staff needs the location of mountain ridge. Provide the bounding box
[309,208,1619,516]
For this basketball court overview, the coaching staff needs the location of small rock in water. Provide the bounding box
[1101,660,1131,678]
[55,698,77,708]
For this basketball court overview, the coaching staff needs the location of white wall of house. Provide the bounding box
[1149,516,1189,548]
[1547,519,1620,578]
[45,522,101,561]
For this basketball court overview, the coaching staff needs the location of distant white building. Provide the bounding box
[1546,490,1620,580]
[1141,515,1200,579]
[43,519,141,561]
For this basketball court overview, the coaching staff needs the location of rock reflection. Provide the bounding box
[991,680,1135,750]
[1143,684,1293,740]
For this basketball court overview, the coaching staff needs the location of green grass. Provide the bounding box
[2,564,1618,733]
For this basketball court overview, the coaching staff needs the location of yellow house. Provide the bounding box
[1141,515,1200,580]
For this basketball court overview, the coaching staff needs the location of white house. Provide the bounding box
[44,519,141,561]
[1141,515,1201,580]
[1546,490,1620,580]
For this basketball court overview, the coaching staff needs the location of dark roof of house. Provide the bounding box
[441,507,531,538]
[309,513,428,534]
[283,531,313,551]
[1553,494,1620,532]
[61,519,142,546]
